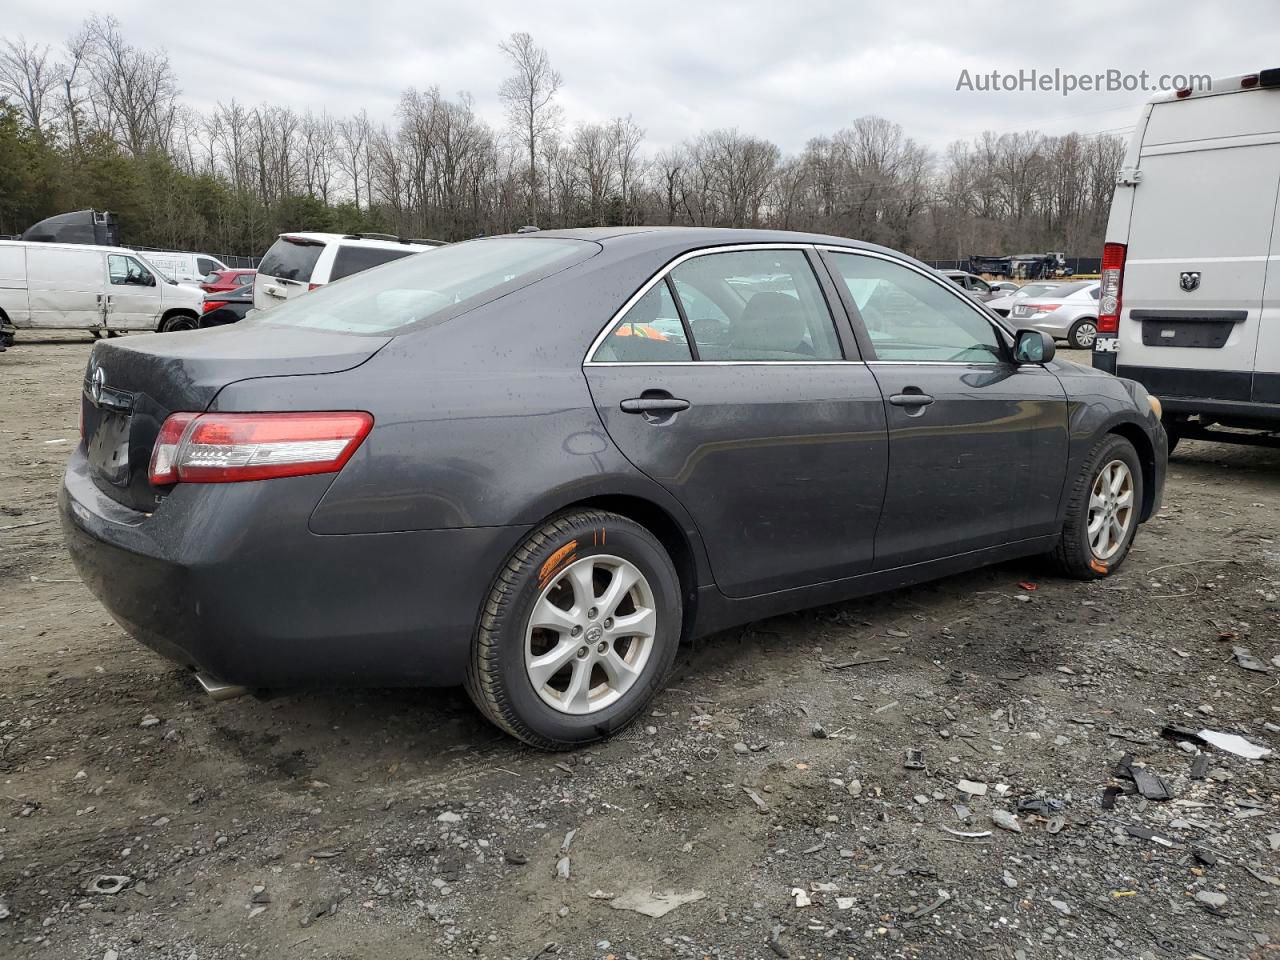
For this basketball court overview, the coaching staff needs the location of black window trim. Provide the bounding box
[584,242,858,367]
[815,245,1016,366]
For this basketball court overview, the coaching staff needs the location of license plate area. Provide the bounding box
[88,408,134,486]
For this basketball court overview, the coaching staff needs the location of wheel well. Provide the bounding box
[562,494,700,642]
[1108,422,1157,521]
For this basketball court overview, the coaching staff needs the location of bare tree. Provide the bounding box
[0,36,60,130]
[498,32,560,224]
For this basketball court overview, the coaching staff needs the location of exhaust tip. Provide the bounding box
[194,672,249,702]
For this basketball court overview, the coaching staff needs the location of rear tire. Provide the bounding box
[465,510,683,750]
[159,312,197,333]
[1068,318,1098,350]
[1049,434,1143,580]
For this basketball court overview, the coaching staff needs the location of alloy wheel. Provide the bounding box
[524,554,657,715]
[1073,321,1097,349]
[1087,459,1134,560]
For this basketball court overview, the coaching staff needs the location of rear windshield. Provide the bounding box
[330,244,417,281]
[259,237,592,335]
[259,237,324,282]
[1041,280,1090,298]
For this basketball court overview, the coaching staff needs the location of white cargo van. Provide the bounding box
[1097,68,1280,448]
[135,250,228,286]
[0,241,206,336]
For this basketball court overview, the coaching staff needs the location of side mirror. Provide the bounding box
[147,274,157,286]
[1014,329,1055,365]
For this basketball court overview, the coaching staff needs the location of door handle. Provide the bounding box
[888,390,935,408]
[620,397,690,414]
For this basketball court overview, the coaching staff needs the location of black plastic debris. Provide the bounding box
[1159,724,1207,747]
[1101,786,1125,810]
[1016,796,1066,816]
[1131,767,1173,801]
[1192,847,1218,867]
[903,748,925,770]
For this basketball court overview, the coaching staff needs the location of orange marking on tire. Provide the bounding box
[539,541,578,588]
[1090,559,1108,575]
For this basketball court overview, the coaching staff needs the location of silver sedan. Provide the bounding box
[1007,281,1101,350]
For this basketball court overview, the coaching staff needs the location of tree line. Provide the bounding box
[0,17,1125,261]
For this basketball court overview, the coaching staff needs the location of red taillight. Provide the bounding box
[1098,242,1126,335]
[1031,302,1063,313]
[1175,88,1192,99]
[148,412,373,486]
[308,283,320,292]
[1241,74,1259,89]
[202,300,227,314]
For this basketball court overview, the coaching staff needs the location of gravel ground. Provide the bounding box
[0,335,1278,960]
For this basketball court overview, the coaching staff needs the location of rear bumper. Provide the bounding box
[59,447,529,687]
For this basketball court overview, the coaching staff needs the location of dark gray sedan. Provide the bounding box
[60,228,1167,749]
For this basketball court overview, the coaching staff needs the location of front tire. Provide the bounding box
[465,510,683,750]
[160,312,198,333]
[1068,318,1098,350]
[1050,434,1143,579]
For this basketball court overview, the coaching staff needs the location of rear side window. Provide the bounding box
[258,238,325,282]
[593,280,693,362]
[259,237,590,335]
[329,245,417,281]
[670,249,841,361]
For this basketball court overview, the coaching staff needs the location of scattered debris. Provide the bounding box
[744,787,769,812]
[956,779,987,796]
[1197,730,1272,760]
[790,887,811,908]
[86,876,130,895]
[903,748,925,770]
[991,811,1022,833]
[1194,890,1227,908]
[1231,646,1269,673]
[608,889,706,918]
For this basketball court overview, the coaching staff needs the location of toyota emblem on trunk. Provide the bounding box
[1179,271,1200,292]
[90,365,105,404]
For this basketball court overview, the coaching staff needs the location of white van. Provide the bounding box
[0,241,206,336]
[133,250,228,286]
[1097,67,1280,448]
[253,233,440,312]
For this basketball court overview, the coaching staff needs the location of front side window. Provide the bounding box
[196,257,220,275]
[830,253,1002,363]
[668,249,841,361]
[593,280,692,362]
[108,254,154,287]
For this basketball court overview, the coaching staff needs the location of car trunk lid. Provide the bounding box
[80,324,388,512]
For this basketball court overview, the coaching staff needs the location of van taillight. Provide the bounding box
[1097,243,1126,335]
[149,411,373,485]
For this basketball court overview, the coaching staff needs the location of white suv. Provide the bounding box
[253,233,442,311]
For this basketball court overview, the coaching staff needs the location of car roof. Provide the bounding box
[498,226,932,270]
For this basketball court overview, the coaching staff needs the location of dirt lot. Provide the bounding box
[0,335,1278,960]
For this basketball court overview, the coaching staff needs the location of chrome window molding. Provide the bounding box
[583,359,866,368]
[583,242,836,366]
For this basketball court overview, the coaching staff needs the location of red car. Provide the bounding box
[200,268,258,293]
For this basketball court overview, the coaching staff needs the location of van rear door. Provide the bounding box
[0,244,29,326]
[1116,94,1280,402]
[27,245,107,330]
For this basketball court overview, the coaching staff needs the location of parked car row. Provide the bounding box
[0,232,442,339]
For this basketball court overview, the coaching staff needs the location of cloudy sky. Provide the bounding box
[7,0,1279,152]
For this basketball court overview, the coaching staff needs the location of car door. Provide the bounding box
[821,248,1069,570]
[584,245,889,598]
[105,253,163,330]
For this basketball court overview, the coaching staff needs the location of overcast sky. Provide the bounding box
[7,0,1279,153]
